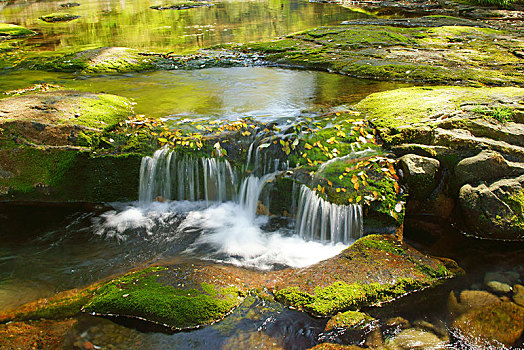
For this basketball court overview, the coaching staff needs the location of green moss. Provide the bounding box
[84,267,244,329]
[473,105,515,124]
[0,24,35,37]
[503,189,524,230]
[355,234,405,255]
[275,278,427,316]
[14,291,93,321]
[73,94,133,129]
[326,310,375,330]
[30,47,158,73]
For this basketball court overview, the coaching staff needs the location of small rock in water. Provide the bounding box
[386,328,448,350]
[83,341,95,350]
[486,280,512,294]
[413,320,448,341]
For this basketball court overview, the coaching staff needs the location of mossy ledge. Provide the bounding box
[235,18,524,86]
[0,23,36,38]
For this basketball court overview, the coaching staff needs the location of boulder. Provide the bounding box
[455,150,524,187]
[459,175,524,239]
[399,154,440,199]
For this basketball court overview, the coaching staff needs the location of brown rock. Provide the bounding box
[459,290,500,310]
[453,301,524,348]
[513,284,524,307]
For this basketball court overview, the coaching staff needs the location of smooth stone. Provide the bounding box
[385,328,448,350]
[513,284,524,307]
[486,281,513,294]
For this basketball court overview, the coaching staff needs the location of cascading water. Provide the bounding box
[139,147,237,204]
[238,172,278,219]
[295,185,363,244]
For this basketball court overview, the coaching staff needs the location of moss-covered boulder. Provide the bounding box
[0,90,133,146]
[325,310,375,331]
[356,85,524,239]
[0,263,257,330]
[236,17,524,85]
[0,23,36,38]
[269,234,461,317]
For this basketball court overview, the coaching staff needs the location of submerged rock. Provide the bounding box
[452,301,524,348]
[40,13,81,22]
[150,1,213,10]
[0,318,77,349]
[385,328,447,350]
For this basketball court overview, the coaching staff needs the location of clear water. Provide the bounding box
[0,67,409,120]
[1,0,372,53]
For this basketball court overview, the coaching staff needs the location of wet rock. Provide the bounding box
[40,13,81,22]
[385,328,448,350]
[455,150,524,187]
[60,2,81,8]
[452,301,524,348]
[513,284,524,307]
[458,290,501,310]
[412,320,448,341]
[0,318,77,349]
[399,154,440,199]
[486,281,512,294]
[385,316,411,330]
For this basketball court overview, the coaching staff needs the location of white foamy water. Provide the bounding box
[92,201,347,269]
[181,202,347,269]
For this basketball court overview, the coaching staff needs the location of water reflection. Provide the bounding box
[1,0,372,53]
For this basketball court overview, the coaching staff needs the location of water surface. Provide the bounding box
[1,0,372,53]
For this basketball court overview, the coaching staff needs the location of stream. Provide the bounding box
[1,0,524,348]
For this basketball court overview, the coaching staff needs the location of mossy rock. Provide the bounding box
[83,266,246,329]
[0,147,142,202]
[150,1,213,10]
[325,310,375,331]
[0,90,134,144]
[0,24,36,38]
[355,86,524,145]
[39,13,81,22]
[30,47,160,73]
[271,234,460,316]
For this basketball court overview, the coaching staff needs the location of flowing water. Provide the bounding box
[2,0,522,348]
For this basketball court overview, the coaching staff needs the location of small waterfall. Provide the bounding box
[238,172,278,219]
[295,185,363,244]
[139,147,237,204]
